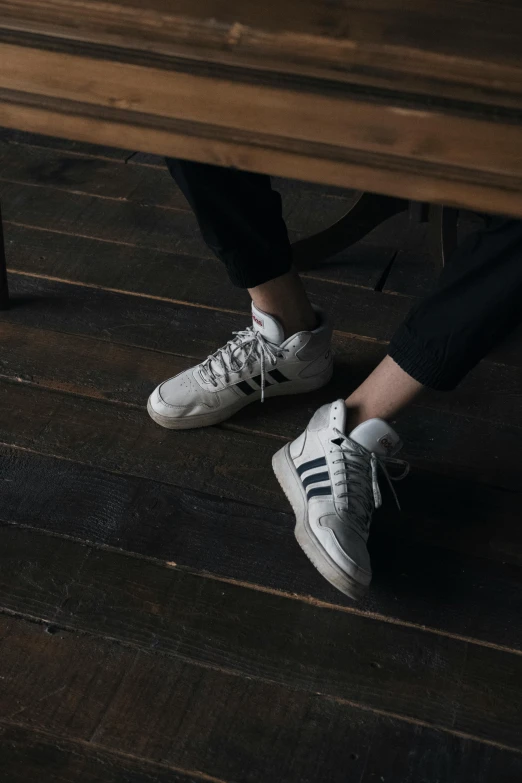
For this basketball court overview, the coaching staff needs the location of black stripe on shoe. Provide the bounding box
[269,369,290,383]
[297,457,327,476]
[250,374,272,388]
[302,471,329,489]
[307,486,332,500]
[236,380,255,396]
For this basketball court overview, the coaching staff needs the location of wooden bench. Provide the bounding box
[0,0,521,307]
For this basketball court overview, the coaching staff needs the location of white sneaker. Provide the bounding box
[147,304,333,429]
[272,400,409,600]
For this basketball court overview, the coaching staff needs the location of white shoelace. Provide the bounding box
[199,327,288,401]
[331,427,409,532]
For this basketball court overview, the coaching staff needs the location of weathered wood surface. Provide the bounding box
[3,615,522,783]
[2,1,522,213]
[2,444,522,651]
[0,725,207,783]
[2,526,522,752]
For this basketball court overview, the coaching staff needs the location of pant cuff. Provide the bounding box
[388,323,462,391]
[226,254,293,289]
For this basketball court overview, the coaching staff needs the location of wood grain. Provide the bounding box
[2,525,522,751]
[3,226,410,340]
[2,16,522,215]
[0,376,285,509]
[5,221,522,368]
[2,268,522,456]
[3,306,522,430]
[0,725,208,783]
[0,174,396,289]
[2,0,522,101]
[1,365,522,500]
[2,269,522,494]
[2,614,521,782]
[2,442,522,651]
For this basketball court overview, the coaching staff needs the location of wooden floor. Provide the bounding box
[1,128,522,783]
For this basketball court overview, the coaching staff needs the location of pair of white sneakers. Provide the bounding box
[148,304,408,600]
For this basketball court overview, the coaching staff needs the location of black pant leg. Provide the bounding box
[166,158,293,288]
[389,216,522,390]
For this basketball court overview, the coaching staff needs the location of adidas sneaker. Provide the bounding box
[147,303,333,429]
[272,400,409,600]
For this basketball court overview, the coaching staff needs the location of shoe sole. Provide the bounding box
[272,442,368,602]
[147,365,333,430]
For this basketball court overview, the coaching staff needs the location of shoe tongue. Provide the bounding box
[349,418,402,457]
[251,304,285,345]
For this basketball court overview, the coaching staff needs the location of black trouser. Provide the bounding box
[166,158,522,391]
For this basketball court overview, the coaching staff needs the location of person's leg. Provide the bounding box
[342,215,522,429]
[149,159,332,429]
[387,215,522,393]
[248,270,317,337]
[344,356,423,429]
[166,158,316,337]
[275,215,522,600]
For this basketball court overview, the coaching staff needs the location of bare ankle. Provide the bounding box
[344,403,371,432]
[343,356,424,430]
[249,269,317,339]
[281,311,318,338]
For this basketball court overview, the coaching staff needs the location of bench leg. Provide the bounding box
[428,205,459,267]
[0,199,10,310]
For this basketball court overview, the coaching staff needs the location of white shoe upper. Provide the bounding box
[289,400,409,585]
[148,303,333,427]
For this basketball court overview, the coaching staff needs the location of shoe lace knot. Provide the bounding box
[331,427,409,530]
[199,327,287,401]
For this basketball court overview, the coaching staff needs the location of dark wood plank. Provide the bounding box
[0,126,130,161]
[3,309,522,431]
[3,525,522,751]
[5,222,522,368]
[0,376,283,510]
[3,227,410,345]
[0,269,517,433]
[0,175,397,289]
[2,274,522,498]
[2,615,520,783]
[0,139,186,209]
[0,197,9,310]
[3,271,250,357]
[0,725,207,783]
[1,304,522,492]
[0,321,182,405]
[2,440,522,651]
[0,180,212,260]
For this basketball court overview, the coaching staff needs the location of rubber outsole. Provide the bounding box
[147,364,333,431]
[272,443,368,602]
[147,397,247,430]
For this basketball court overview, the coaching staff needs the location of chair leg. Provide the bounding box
[0,199,9,310]
[408,201,430,225]
[292,192,408,271]
[428,205,459,267]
